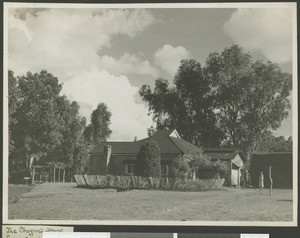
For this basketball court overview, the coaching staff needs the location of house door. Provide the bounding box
[231,169,239,186]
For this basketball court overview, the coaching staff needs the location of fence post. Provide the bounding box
[269,166,273,196]
[149,177,153,188]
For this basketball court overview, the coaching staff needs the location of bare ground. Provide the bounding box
[8,182,293,221]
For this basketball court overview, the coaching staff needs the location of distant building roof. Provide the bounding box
[203,148,245,161]
[204,151,240,161]
[252,152,292,160]
[203,148,239,153]
[253,152,292,156]
[90,129,202,155]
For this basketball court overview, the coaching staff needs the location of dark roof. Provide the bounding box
[170,137,203,155]
[204,151,240,161]
[203,148,239,153]
[89,141,142,154]
[253,152,292,156]
[252,152,293,160]
[203,148,245,161]
[90,129,201,155]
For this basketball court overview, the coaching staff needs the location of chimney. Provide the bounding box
[104,145,112,170]
[134,136,137,142]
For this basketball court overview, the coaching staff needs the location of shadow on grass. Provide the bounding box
[277,199,293,202]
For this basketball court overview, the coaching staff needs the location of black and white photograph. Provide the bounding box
[3,2,297,226]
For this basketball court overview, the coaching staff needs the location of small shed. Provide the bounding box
[203,148,244,187]
[250,152,292,188]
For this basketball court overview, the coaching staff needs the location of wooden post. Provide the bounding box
[58,169,61,182]
[31,167,35,184]
[53,167,56,183]
[269,166,273,196]
[63,169,65,183]
[238,168,241,187]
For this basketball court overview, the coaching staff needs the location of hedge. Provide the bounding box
[74,174,225,191]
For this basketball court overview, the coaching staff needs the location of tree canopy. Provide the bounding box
[8,70,112,177]
[206,45,292,159]
[135,140,161,177]
[83,103,112,146]
[140,45,292,161]
[256,134,292,152]
[140,59,223,147]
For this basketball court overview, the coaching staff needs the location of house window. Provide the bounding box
[162,164,169,176]
[125,164,135,174]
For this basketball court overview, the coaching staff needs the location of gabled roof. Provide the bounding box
[90,129,202,155]
[170,137,203,155]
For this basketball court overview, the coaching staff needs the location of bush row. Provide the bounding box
[74,174,225,191]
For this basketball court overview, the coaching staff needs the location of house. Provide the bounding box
[202,148,244,187]
[250,152,292,188]
[88,129,201,177]
[88,129,244,186]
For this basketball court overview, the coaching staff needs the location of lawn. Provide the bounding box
[8,182,293,221]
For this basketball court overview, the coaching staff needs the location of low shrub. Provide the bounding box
[74,174,225,191]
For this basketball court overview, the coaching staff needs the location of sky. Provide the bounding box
[7,5,295,141]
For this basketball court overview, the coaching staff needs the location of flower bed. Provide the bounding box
[74,174,225,191]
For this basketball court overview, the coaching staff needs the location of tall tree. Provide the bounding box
[8,70,19,154]
[9,70,64,172]
[205,45,292,160]
[55,96,89,175]
[140,59,223,147]
[135,140,161,177]
[8,70,91,177]
[84,103,112,146]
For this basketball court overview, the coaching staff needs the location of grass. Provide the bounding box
[8,184,35,202]
[8,182,293,221]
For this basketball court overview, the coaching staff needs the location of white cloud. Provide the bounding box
[153,44,191,76]
[8,8,155,79]
[98,53,158,76]
[8,8,155,140]
[62,68,152,141]
[223,8,293,63]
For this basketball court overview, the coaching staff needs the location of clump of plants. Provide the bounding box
[135,140,161,177]
[170,153,228,179]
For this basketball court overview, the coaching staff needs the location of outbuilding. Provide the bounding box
[250,152,293,188]
[203,148,244,187]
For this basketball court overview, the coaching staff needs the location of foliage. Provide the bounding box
[171,153,228,179]
[139,59,224,147]
[140,45,292,161]
[8,70,20,154]
[256,134,292,152]
[205,45,292,160]
[84,103,112,146]
[170,155,190,179]
[8,70,112,178]
[135,140,161,177]
[47,95,89,176]
[9,70,64,173]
